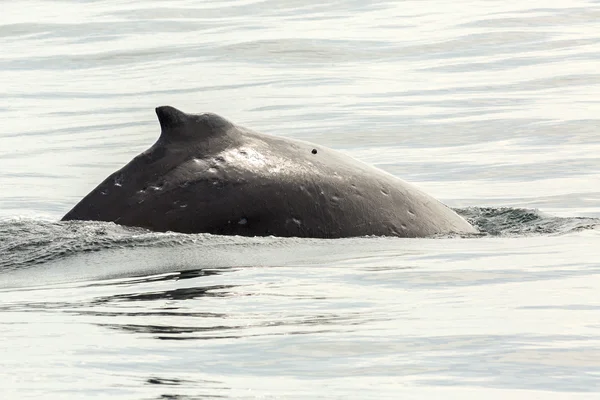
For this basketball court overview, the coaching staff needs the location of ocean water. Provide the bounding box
[1,0,600,398]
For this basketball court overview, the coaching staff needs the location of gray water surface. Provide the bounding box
[1,1,600,398]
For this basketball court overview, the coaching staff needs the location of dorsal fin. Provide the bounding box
[155,106,234,144]
[156,105,187,132]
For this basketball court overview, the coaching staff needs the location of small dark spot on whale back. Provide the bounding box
[214,156,225,163]
[381,188,389,196]
[407,210,415,217]
[311,149,317,154]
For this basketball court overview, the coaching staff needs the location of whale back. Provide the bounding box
[61,106,477,238]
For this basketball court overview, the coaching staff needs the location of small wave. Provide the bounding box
[0,208,598,271]
[457,207,600,236]
[0,218,197,272]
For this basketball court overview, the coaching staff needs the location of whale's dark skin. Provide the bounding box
[62,106,477,238]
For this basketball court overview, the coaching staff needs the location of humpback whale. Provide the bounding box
[62,106,476,238]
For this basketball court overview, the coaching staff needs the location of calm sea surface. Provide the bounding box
[1,1,600,398]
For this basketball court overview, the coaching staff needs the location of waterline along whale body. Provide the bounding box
[62,106,477,238]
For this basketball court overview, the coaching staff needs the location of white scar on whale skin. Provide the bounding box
[218,147,291,175]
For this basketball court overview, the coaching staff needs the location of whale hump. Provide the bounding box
[155,106,234,144]
[62,105,477,237]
